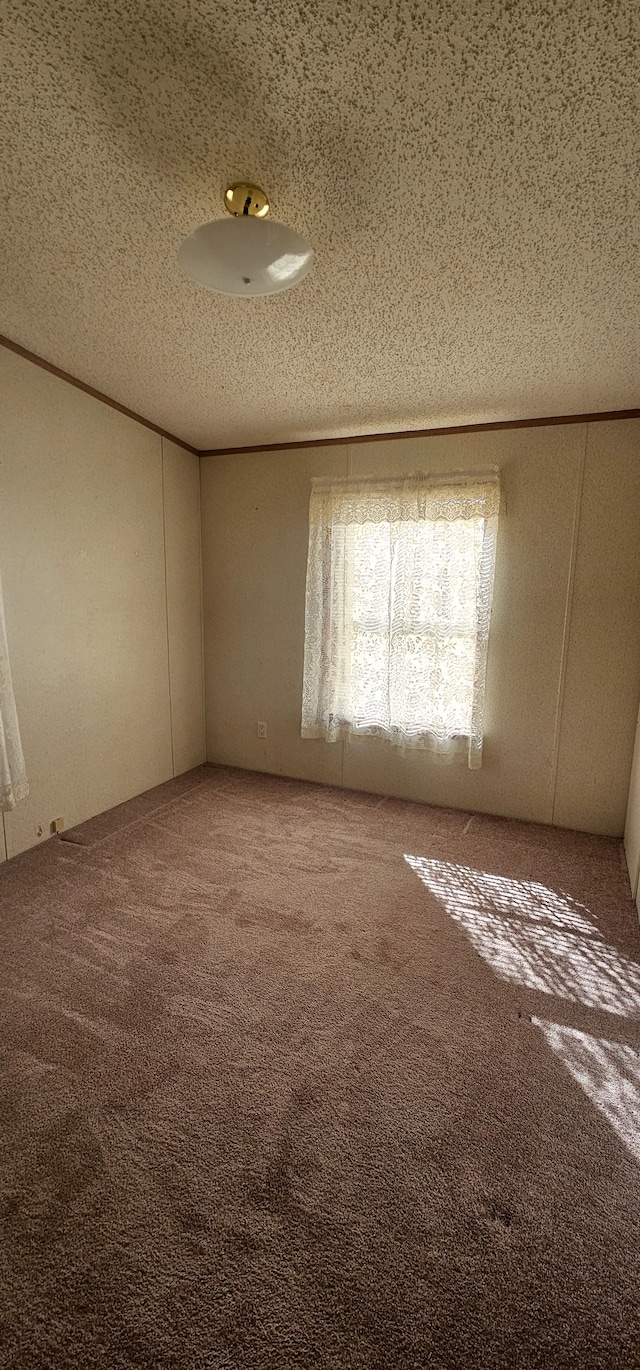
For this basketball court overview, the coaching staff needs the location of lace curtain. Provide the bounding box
[0,565,28,810]
[301,469,500,768]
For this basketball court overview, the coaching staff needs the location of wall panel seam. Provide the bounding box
[160,437,175,776]
[550,425,588,825]
[197,457,207,763]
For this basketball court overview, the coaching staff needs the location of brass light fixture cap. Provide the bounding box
[223,184,270,218]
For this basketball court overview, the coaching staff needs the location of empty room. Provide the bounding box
[1,1,640,1366]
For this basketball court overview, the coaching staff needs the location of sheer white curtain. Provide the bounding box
[301,469,500,768]
[0,567,28,810]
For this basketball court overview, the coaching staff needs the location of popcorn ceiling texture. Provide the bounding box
[1,0,639,450]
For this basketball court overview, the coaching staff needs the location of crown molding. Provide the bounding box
[0,334,199,456]
[199,407,640,457]
[3,334,638,458]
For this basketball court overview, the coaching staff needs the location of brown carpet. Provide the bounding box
[1,765,639,1369]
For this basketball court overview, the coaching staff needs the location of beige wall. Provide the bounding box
[201,419,640,837]
[0,348,205,859]
[3,345,637,854]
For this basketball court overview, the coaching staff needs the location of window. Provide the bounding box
[301,470,500,768]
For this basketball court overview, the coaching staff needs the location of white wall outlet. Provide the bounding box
[257,721,267,739]
[50,816,64,834]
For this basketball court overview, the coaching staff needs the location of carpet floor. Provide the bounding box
[1,764,639,1369]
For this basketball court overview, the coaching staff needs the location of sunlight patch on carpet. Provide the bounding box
[532,1019,640,1164]
[404,856,640,1018]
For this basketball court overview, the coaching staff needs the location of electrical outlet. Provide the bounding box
[257,721,267,739]
[50,816,64,834]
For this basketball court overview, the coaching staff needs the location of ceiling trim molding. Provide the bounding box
[0,334,199,456]
[2,334,638,458]
[200,407,640,457]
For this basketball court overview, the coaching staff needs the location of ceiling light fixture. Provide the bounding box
[177,183,313,298]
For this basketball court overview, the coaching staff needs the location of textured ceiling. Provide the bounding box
[1,0,639,450]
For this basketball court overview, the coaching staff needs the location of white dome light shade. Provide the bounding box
[178,216,313,297]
